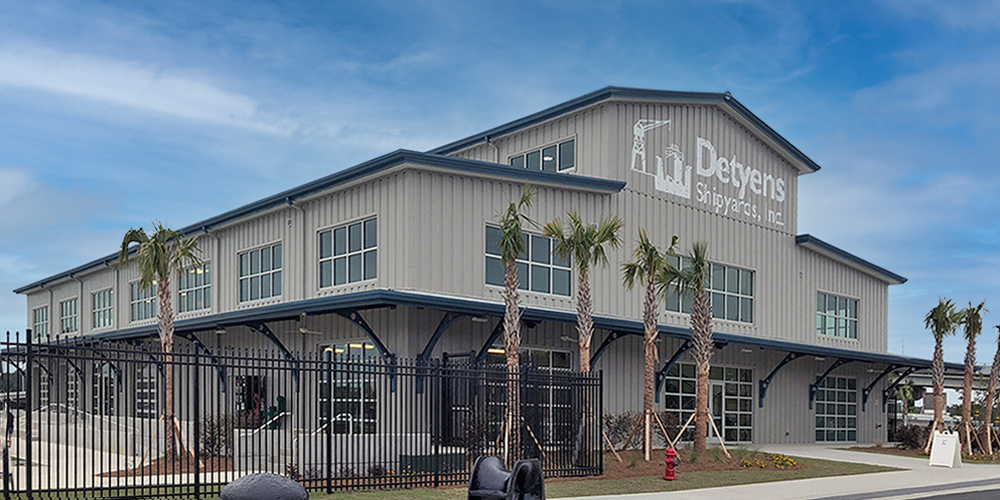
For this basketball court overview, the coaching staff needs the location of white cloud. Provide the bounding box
[0,43,285,134]
[879,0,1000,30]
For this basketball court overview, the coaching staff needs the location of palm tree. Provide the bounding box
[924,298,959,451]
[622,228,677,461]
[979,325,1000,455]
[543,212,623,372]
[495,185,535,464]
[118,223,200,461]
[959,301,987,454]
[544,211,623,465]
[662,241,713,454]
[888,373,915,427]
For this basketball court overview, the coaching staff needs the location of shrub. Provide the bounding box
[895,423,931,450]
[604,411,640,450]
[285,462,300,481]
[200,414,235,457]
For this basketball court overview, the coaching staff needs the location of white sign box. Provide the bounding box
[929,431,961,468]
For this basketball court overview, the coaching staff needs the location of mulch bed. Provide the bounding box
[99,456,233,477]
[547,448,804,483]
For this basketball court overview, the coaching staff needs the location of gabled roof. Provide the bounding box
[796,234,907,285]
[14,150,624,294]
[428,86,821,174]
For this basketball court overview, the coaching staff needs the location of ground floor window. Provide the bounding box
[39,371,50,407]
[320,342,379,434]
[92,362,115,416]
[136,367,158,419]
[815,376,857,442]
[67,372,79,411]
[661,363,754,443]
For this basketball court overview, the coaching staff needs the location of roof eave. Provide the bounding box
[796,234,907,285]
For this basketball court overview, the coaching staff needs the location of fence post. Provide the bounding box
[193,350,201,500]
[598,370,604,475]
[324,349,332,495]
[24,329,31,500]
[433,359,441,488]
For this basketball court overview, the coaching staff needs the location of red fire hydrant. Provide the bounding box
[663,447,680,480]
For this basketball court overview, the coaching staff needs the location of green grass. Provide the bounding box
[1,455,898,500]
[846,446,1000,464]
[305,456,898,500]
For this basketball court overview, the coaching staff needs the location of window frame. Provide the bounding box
[508,137,577,173]
[816,291,859,340]
[32,305,50,339]
[318,216,378,289]
[91,288,114,331]
[484,225,572,297]
[665,257,755,325]
[129,280,157,323]
[238,242,283,303]
[814,376,858,442]
[178,262,212,313]
[320,341,381,435]
[59,297,79,336]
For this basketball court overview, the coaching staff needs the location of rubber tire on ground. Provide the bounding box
[220,472,309,500]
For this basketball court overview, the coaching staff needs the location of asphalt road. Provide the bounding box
[918,489,1000,500]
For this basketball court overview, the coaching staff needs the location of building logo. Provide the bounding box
[630,118,787,227]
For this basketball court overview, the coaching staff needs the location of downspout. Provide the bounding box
[485,136,500,164]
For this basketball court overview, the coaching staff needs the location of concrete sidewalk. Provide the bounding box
[561,445,1000,500]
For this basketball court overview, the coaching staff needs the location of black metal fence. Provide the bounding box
[0,330,602,499]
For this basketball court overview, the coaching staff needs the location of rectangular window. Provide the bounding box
[179,262,211,313]
[130,282,157,322]
[136,367,158,419]
[92,289,114,330]
[92,362,116,416]
[319,218,377,288]
[60,298,78,335]
[485,226,571,297]
[662,363,754,443]
[32,306,49,339]
[239,243,282,303]
[665,258,754,324]
[320,342,380,434]
[509,139,576,173]
[816,292,858,339]
[815,376,857,442]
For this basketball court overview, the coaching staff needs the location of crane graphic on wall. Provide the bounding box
[630,119,691,199]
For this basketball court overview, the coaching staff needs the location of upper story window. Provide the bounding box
[509,139,575,173]
[60,298,78,335]
[319,218,377,288]
[32,306,49,338]
[239,243,282,303]
[130,282,157,322]
[179,262,211,313]
[92,288,114,330]
[665,257,754,324]
[817,292,858,339]
[485,226,571,297]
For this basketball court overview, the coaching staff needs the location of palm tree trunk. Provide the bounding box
[577,269,593,373]
[503,260,521,464]
[932,338,945,429]
[157,275,177,462]
[690,288,713,454]
[962,339,976,454]
[642,279,658,461]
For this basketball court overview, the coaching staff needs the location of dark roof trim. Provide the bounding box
[427,86,821,173]
[15,151,624,294]
[65,288,950,370]
[796,234,907,285]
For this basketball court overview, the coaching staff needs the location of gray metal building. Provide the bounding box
[16,86,954,445]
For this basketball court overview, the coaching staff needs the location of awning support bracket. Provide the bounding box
[475,319,505,365]
[416,312,465,393]
[759,352,803,408]
[246,321,300,392]
[335,310,396,392]
[809,358,854,409]
[590,331,639,371]
[176,331,228,394]
[882,366,919,412]
[655,340,693,403]
[861,364,900,412]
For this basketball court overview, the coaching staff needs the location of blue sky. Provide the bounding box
[2,0,999,365]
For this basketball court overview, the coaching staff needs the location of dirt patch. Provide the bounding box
[99,456,233,477]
